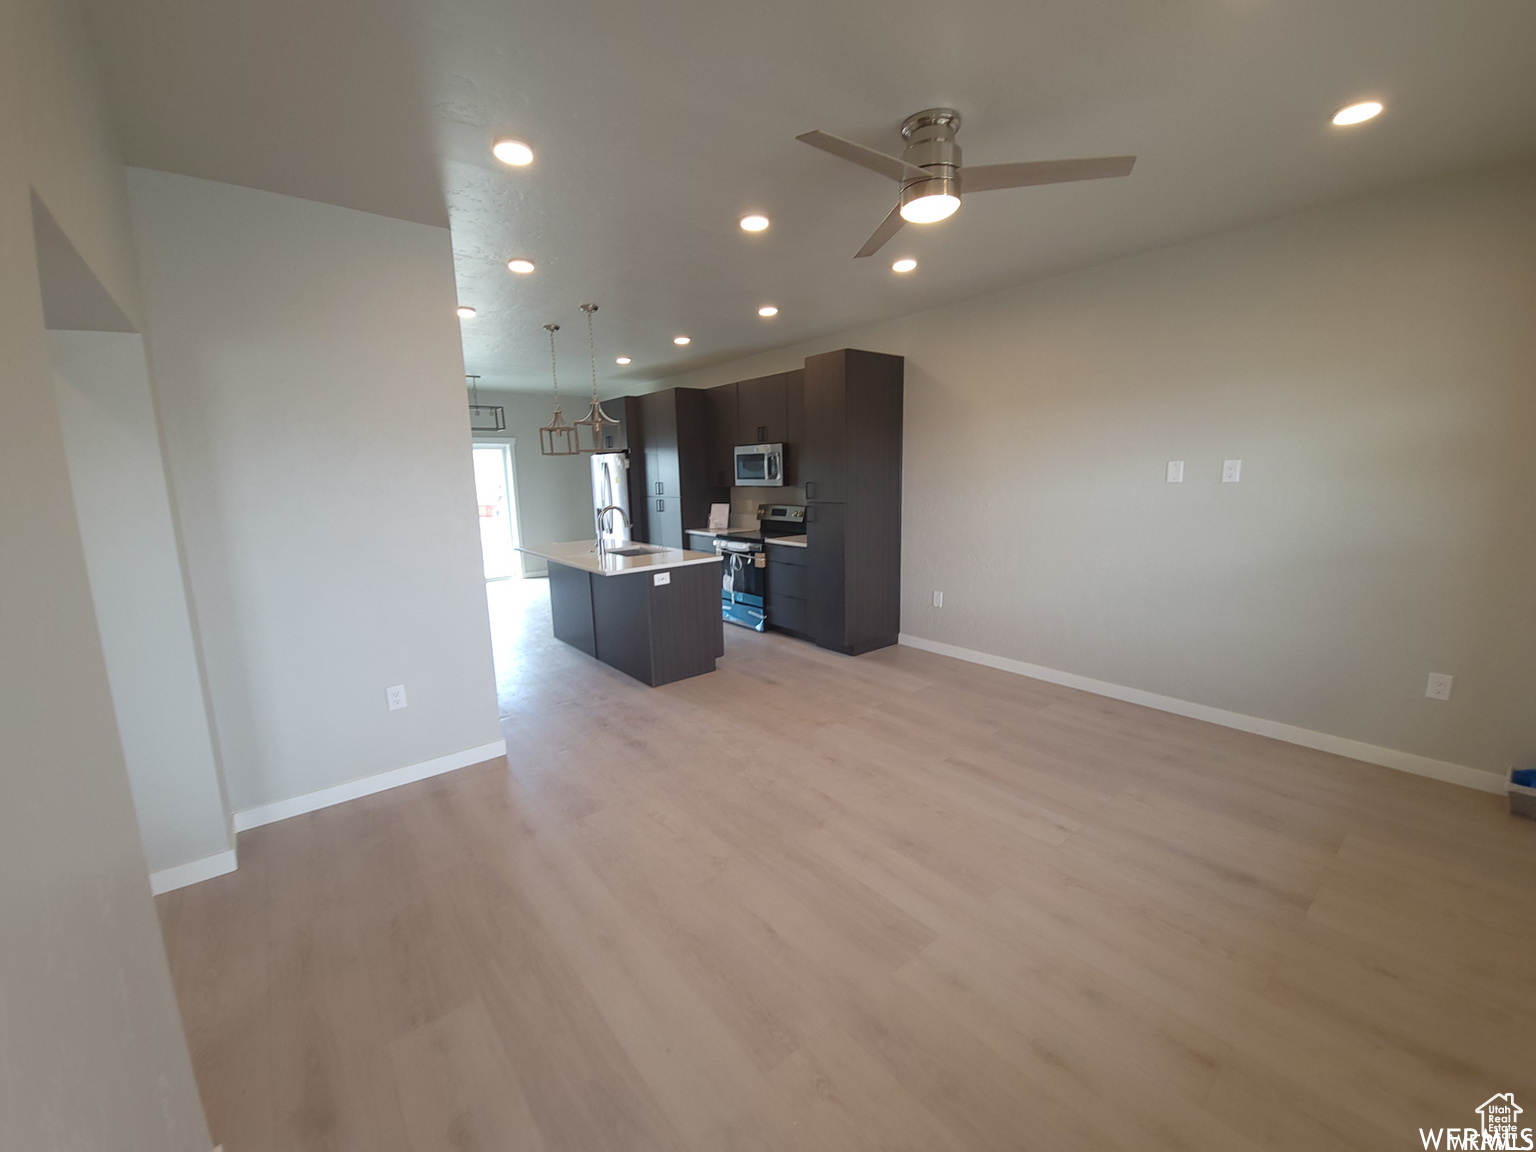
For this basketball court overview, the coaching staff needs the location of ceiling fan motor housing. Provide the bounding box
[900,108,962,211]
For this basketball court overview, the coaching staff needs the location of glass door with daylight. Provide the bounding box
[472,442,522,579]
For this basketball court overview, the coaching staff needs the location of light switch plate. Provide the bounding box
[1222,459,1242,483]
[1167,461,1185,483]
[653,571,671,586]
[932,590,943,607]
[387,684,407,711]
[1425,673,1453,701]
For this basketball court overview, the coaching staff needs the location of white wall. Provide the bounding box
[50,330,232,878]
[468,386,601,575]
[128,169,503,815]
[0,0,211,1147]
[662,160,1536,784]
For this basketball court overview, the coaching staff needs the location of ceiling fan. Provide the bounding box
[796,108,1136,258]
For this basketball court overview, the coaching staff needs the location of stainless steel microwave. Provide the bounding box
[733,443,784,487]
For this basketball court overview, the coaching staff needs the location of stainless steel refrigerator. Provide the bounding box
[590,452,632,550]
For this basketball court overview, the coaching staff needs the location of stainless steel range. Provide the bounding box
[718,504,805,630]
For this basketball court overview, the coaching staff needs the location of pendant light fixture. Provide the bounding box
[574,303,621,453]
[538,323,580,456]
[466,374,506,431]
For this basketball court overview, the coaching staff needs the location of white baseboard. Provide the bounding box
[232,739,509,832]
[149,848,238,895]
[897,634,1504,794]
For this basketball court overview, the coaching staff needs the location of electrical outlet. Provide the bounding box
[387,684,408,711]
[1222,459,1242,483]
[1166,460,1185,483]
[932,590,943,608]
[1425,673,1453,701]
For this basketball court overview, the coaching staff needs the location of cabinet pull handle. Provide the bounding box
[805,505,816,522]
[805,481,816,499]
[656,498,664,513]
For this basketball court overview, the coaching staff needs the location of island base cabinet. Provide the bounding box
[548,562,597,656]
[592,563,723,685]
[544,558,724,687]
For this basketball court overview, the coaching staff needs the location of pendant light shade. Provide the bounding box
[574,303,621,454]
[538,323,581,456]
[466,375,506,432]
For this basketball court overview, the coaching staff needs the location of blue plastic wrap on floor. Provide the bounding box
[722,594,766,632]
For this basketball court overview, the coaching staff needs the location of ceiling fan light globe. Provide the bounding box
[900,193,960,223]
[899,171,961,224]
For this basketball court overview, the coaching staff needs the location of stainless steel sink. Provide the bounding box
[604,544,668,556]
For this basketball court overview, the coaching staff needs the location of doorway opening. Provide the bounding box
[472,441,522,580]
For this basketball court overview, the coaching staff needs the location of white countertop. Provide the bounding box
[520,540,723,577]
[764,534,808,548]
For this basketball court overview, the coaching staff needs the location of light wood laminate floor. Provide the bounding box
[157,578,1536,1152]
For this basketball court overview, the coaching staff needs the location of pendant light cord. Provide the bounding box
[581,303,599,403]
[543,323,561,405]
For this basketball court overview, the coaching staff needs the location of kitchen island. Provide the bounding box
[518,541,724,686]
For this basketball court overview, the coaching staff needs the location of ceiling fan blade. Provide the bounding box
[963,155,1136,193]
[797,130,930,183]
[854,204,905,258]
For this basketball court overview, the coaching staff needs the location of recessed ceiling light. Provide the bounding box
[891,258,917,273]
[673,336,691,345]
[456,306,477,319]
[899,193,960,224]
[492,137,534,166]
[507,258,536,274]
[615,356,632,365]
[739,214,770,232]
[1332,101,1383,126]
[758,305,778,317]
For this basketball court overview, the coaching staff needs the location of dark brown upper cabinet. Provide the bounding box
[634,388,712,549]
[704,383,737,490]
[784,368,804,485]
[800,355,848,502]
[735,373,788,446]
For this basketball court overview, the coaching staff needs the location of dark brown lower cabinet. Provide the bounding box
[805,502,849,650]
[765,543,810,640]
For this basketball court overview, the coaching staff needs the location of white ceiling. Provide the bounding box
[84,0,1536,391]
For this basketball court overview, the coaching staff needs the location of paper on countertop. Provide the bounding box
[707,503,730,531]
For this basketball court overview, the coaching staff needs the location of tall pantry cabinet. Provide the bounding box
[799,349,904,655]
